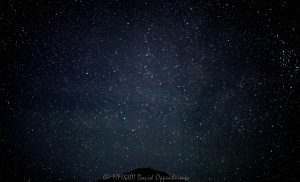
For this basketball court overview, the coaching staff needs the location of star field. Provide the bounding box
[1,0,299,181]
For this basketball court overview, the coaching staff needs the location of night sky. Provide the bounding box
[1,0,299,181]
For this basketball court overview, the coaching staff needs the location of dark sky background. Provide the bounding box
[1,0,299,181]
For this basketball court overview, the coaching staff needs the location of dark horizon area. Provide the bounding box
[96,167,188,182]
[1,0,299,181]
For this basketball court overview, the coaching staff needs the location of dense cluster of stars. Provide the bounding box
[1,0,299,181]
